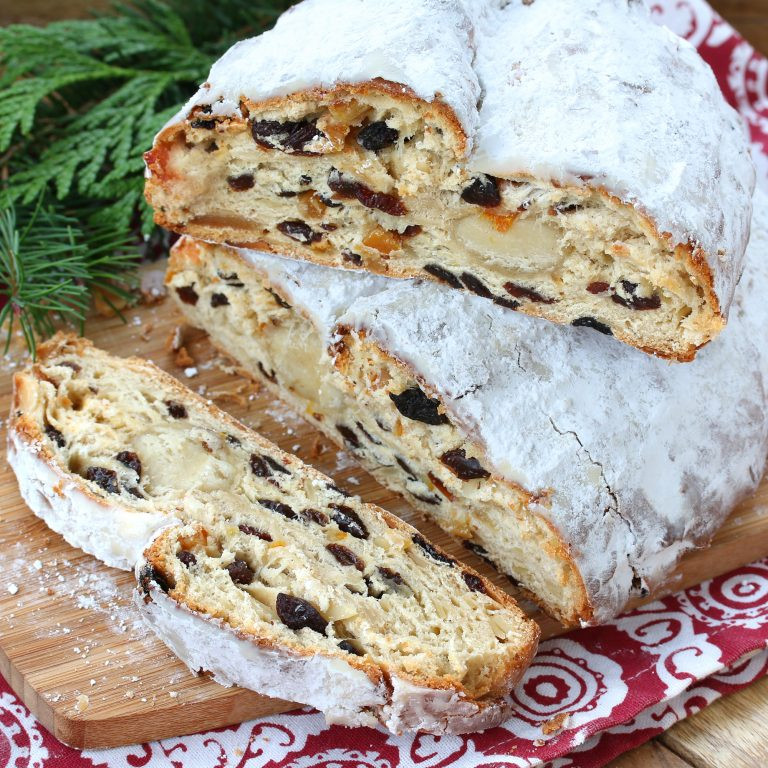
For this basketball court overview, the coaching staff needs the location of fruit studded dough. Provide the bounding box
[166,190,768,626]
[146,0,755,361]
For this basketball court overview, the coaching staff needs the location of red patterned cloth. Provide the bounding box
[3,1,768,766]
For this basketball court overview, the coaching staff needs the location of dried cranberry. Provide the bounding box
[389,387,449,426]
[276,593,328,634]
[227,173,254,191]
[504,282,555,304]
[377,566,404,585]
[238,524,272,541]
[165,401,187,419]
[329,505,369,540]
[226,559,254,585]
[440,448,490,480]
[462,571,486,593]
[357,121,399,151]
[116,451,142,477]
[572,317,612,336]
[176,285,199,305]
[211,292,229,307]
[45,424,65,447]
[326,543,365,571]
[424,263,462,290]
[327,169,407,216]
[338,639,364,656]
[300,508,330,526]
[85,466,119,494]
[460,272,493,298]
[611,280,661,311]
[461,176,501,207]
[277,220,323,244]
[342,250,363,266]
[177,550,197,567]
[587,281,610,294]
[412,534,454,566]
[258,499,297,520]
[336,424,361,449]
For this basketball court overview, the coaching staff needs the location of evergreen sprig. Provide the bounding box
[0,0,292,355]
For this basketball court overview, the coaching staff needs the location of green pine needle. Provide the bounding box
[0,0,292,355]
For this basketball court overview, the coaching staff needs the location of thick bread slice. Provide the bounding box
[166,189,768,626]
[7,334,538,734]
[145,0,754,361]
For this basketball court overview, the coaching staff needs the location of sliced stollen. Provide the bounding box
[166,189,768,627]
[7,334,538,734]
[145,0,755,361]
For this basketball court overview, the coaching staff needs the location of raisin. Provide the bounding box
[277,219,323,244]
[176,285,199,305]
[329,505,369,539]
[116,451,142,477]
[227,173,254,191]
[463,540,494,565]
[587,281,610,294]
[326,482,351,498]
[45,424,65,447]
[401,225,422,237]
[85,466,119,494]
[411,534,455,566]
[395,456,417,479]
[205,141,218,153]
[60,361,81,372]
[423,263,462,290]
[276,593,328,634]
[355,421,381,445]
[227,434,242,447]
[250,453,289,477]
[440,448,491,480]
[327,168,407,216]
[389,387,449,426]
[506,574,521,588]
[257,362,277,383]
[322,223,338,232]
[338,639,364,656]
[126,486,144,499]
[336,424,361,449]
[326,543,365,571]
[278,190,297,197]
[266,287,291,309]
[462,571,487,593]
[460,272,493,298]
[138,565,171,596]
[357,121,399,151]
[504,282,555,304]
[494,296,521,311]
[165,400,187,419]
[252,119,322,153]
[283,120,322,151]
[211,292,230,307]
[300,508,330,526]
[611,280,661,311]
[258,499,297,520]
[190,119,216,130]
[300,174,312,184]
[377,566,404,585]
[177,550,197,567]
[265,455,290,474]
[411,492,441,506]
[217,270,244,287]
[238,523,272,541]
[572,317,612,336]
[318,194,343,208]
[226,559,254,585]
[461,175,501,207]
[342,250,363,266]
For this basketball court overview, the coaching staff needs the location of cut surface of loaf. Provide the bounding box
[145,0,755,361]
[167,187,768,625]
[7,334,538,734]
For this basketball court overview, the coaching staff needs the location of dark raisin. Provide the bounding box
[251,119,292,147]
[190,119,216,130]
[177,550,197,567]
[318,194,343,208]
[587,281,610,294]
[338,639,364,656]
[257,362,277,383]
[283,120,322,151]
[440,448,490,481]
[321,223,338,232]
[250,453,289,477]
[336,424,361,449]
[463,540,494,565]
[411,492,442,506]
[176,285,199,305]
[238,523,273,541]
[45,424,65,447]
[572,317,612,336]
[138,565,171,596]
[276,593,328,634]
[300,174,312,185]
[326,482,351,498]
[377,566,404,585]
[205,141,219,153]
[342,250,363,266]
[357,121,399,151]
[165,401,187,419]
[217,270,244,287]
[278,190,298,197]
[265,455,290,474]
[300,508,330,526]
[265,287,291,309]
[504,282,555,304]
[210,292,230,307]
[326,543,365,571]
[462,571,487,593]
[116,451,142,477]
[395,456,417,479]
[227,434,242,447]
[277,219,323,244]
[364,576,384,599]
[412,534,454,566]
[461,175,501,207]
[258,499,297,520]
[389,387,448,426]
[355,421,381,445]
[460,272,493,298]
[611,280,661,311]
[329,505,368,540]
[60,361,81,372]
[226,559,254,585]
[506,574,521,588]
[424,263,463,290]
[126,486,144,499]
[85,466,119,495]
[327,168,407,216]
[401,225,422,237]
[493,296,521,311]
[227,173,254,191]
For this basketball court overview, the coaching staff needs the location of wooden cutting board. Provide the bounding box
[1,279,767,750]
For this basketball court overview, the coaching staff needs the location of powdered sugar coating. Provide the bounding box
[231,190,768,622]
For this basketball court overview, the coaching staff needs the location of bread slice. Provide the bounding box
[7,333,538,733]
[166,190,768,627]
[145,0,754,361]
